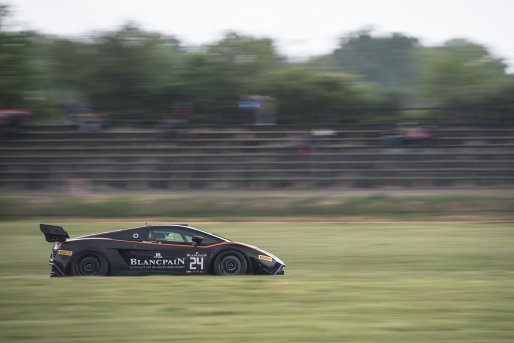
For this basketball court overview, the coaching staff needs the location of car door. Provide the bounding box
[143,226,209,274]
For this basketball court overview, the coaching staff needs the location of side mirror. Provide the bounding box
[192,235,204,247]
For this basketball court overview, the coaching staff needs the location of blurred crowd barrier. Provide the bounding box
[0,123,513,191]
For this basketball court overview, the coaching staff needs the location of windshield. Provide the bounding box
[187,226,231,242]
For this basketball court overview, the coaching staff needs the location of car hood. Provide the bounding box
[235,242,285,266]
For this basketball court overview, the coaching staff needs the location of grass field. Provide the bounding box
[1,193,513,220]
[0,221,513,342]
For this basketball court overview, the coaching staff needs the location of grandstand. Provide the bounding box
[1,125,513,190]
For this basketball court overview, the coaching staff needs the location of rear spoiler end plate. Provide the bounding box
[40,224,69,242]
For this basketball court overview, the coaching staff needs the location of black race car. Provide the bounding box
[40,224,285,276]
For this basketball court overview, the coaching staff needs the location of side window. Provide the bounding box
[148,228,193,244]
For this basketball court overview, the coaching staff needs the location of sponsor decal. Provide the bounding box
[133,233,139,239]
[258,254,272,262]
[129,256,185,269]
[187,252,207,271]
[58,249,73,256]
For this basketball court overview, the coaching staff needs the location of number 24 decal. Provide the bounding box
[189,257,204,270]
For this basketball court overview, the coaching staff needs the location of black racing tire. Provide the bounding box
[71,253,109,276]
[213,250,248,276]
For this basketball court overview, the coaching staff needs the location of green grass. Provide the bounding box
[0,221,513,342]
[0,193,513,220]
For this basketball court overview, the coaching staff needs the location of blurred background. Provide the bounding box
[1,2,514,342]
[0,0,513,203]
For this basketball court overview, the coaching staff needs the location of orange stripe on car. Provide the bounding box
[72,238,255,250]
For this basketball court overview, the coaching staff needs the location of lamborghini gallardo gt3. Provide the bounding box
[40,224,285,276]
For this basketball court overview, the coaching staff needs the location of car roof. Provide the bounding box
[77,224,230,242]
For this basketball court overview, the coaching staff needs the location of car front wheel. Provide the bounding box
[213,250,248,275]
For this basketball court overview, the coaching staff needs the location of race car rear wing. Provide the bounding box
[40,224,69,242]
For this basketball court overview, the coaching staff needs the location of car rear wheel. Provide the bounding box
[71,253,109,276]
[213,250,248,275]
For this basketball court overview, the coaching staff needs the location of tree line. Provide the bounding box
[1,2,513,124]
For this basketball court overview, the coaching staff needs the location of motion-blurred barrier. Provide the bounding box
[0,125,513,190]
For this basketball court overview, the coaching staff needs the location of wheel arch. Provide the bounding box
[210,247,252,275]
[67,248,111,276]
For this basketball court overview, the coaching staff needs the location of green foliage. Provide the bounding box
[81,24,185,119]
[1,2,513,124]
[419,39,509,109]
[331,30,420,105]
[260,67,393,123]
[181,32,283,123]
[38,29,285,123]
[179,53,241,123]
[0,4,33,108]
[473,78,514,120]
[205,31,283,87]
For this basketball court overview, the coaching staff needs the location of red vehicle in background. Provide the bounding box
[381,122,434,146]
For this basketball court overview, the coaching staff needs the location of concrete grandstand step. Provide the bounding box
[2,160,513,169]
[1,152,513,164]
[2,144,514,155]
[18,126,514,141]
[3,136,514,148]
[1,175,513,190]
[0,169,511,181]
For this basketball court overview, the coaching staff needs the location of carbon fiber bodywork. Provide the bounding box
[41,224,285,276]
